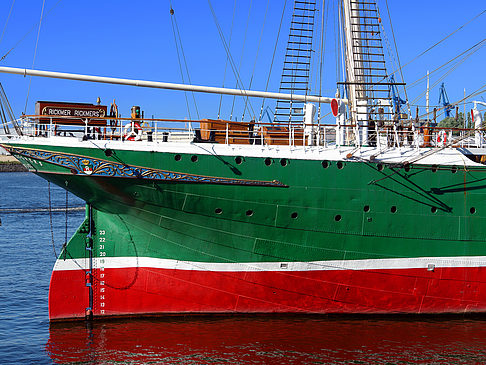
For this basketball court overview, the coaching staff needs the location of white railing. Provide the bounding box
[2,114,486,150]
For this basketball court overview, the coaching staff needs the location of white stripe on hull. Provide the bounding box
[7,137,479,167]
[53,255,486,272]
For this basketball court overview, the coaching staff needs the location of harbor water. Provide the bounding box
[2,172,486,364]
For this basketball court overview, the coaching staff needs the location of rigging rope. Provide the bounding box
[0,0,15,48]
[258,0,288,121]
[409,39,486,107]
[383,0,411,116]
[0,0,63,63]
[170,7,193,120]
[387,8,486,79]
[407,38,486,91]
[230,0,253,121]
[24,0,46,115]
[217,0,237,120]
[417,82,486,120]
[413,58,476,111]
[242,0,270,121]
[207,0,255,119]
[171,6,200,120]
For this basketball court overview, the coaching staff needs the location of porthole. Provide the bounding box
[334,214,342,222]
[235,156,243,165]
[174,154,181,161]
[264,158,272,166]
[191,155,198,162]
[246,210,254,217]
[431,207,437,213]
[377,163,384,172]
[451,166,458,174]
[363,205,370,213]
[215,208,223,215]
[431,165,438,173]
[280,158,288,167]
[291,212,298,219]
[337,161,344,170]
[470,207,476,214]
[322,161,330,169]
[390,206,397,213]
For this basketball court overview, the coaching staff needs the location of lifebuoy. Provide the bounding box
[124,122,143,141]
[423,127,431,147]
[436,130,447,146]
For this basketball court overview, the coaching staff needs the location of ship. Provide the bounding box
[1,0,486,321]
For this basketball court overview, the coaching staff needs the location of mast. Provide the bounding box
[342,0,365,125]
[426,70,430,121]
[341,0,400,145]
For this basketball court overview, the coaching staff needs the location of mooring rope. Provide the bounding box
[48,181,57,258]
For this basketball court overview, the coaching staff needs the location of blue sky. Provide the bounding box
[0,0,484,123]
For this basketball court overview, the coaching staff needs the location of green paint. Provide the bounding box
[8,142,486,264]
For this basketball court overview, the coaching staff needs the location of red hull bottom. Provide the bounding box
[49,265,486,320]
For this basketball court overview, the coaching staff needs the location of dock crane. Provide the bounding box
[438,82,454,118]
[388,75,406,116]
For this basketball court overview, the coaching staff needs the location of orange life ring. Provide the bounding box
[123,122,143,141]
[436,130,447,145]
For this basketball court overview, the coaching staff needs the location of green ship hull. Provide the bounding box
[3,140,486,320]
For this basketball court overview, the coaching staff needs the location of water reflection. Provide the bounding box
[46,316,486,364]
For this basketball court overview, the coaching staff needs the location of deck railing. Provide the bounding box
[1,114,485,149]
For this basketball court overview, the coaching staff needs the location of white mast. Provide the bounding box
[342,0,367,143]
[0,66,344,105]
[342,0,359,122]
[464,88,466,128]
[425,70,430,121]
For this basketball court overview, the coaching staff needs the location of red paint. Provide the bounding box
[49,265,486,320]
[331,98,339,117]
[49,268,88,320]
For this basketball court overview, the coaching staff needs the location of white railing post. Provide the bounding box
[336,124,340,147]
[393,124,399,148]
[288,123,291,146]
[376,124,381,150]
[354,124,360,148]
